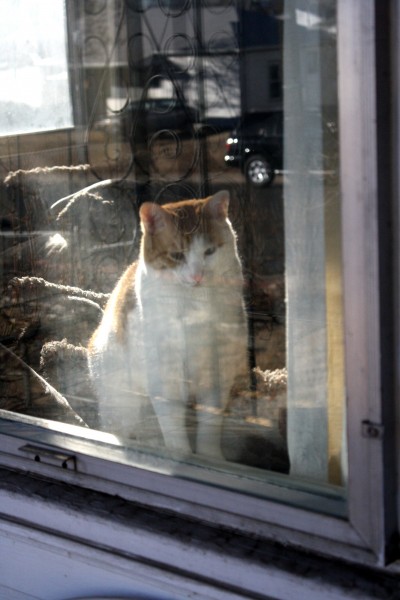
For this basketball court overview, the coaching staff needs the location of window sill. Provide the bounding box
[1,466,399,600]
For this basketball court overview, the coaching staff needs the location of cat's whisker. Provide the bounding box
[193,404,225,416]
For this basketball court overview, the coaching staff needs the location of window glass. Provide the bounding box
[0,0,345,507]
[0,0,72,136]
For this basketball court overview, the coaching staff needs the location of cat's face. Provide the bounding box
[139,190,234,287]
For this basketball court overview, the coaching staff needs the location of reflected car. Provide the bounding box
[98,98,197,138]
[224,111,283,187]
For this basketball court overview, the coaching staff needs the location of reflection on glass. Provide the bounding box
[0,0,345,502]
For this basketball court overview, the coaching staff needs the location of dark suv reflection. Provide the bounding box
[98,98,197,137]
[224,111,283,187]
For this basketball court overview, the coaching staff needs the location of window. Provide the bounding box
[0,0,396,568]
[0,0,73,136]
[268,63,282,100]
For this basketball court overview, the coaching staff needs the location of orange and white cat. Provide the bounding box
[88,190,248,458]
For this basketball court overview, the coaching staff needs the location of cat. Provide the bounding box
[88,190,248,459]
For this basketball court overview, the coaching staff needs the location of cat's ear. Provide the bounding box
[206,190,230,221]
[140,202,168,234]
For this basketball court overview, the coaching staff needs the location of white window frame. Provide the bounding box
[0,0,396,569]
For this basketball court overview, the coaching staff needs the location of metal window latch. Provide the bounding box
[361,420,384,440]
[19,444,77,471]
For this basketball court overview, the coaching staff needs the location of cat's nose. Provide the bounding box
[191,273,203,286]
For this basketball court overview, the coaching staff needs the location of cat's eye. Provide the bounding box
[204,246,216,257]
[169,251,186,263]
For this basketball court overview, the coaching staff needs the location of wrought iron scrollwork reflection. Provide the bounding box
[82,0,241,190]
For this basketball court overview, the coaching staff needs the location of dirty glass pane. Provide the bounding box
[0,0,346,503]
